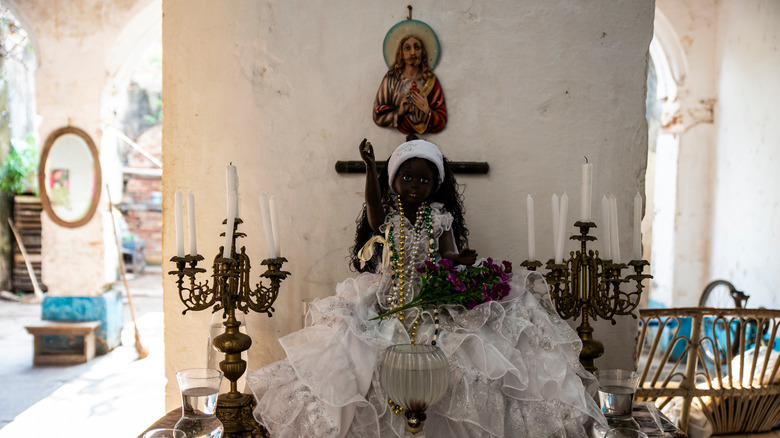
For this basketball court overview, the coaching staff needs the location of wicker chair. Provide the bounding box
[636,308,780,434]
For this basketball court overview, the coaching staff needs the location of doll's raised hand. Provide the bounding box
[359,138,376,170]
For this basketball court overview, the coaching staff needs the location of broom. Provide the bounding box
[107,187,149,359]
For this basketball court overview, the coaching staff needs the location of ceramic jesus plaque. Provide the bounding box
[373,19,447,135]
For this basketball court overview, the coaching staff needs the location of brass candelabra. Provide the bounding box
[521,221,651,373]
[168,217,290,438]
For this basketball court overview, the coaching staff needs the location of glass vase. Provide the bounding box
[595,369,641,430]
[380,343,449,434]
[174,368,224,438]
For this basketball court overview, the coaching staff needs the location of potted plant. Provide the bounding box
[0,136,38,197]
[0,136,39,294]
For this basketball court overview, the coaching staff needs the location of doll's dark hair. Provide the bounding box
[349,138,470,273]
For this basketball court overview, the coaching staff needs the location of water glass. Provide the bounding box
[595,369,640,419]
[175,368,224,437]
[143,429,187,438]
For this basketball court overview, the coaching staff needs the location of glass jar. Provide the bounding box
[174,368,224,438]
[380,343,449,434]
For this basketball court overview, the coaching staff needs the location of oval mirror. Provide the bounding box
[38,126,102,228]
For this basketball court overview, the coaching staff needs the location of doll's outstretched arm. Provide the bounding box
[360,139,384,233]
[438,229,478,266]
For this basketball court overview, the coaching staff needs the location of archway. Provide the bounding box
[0,2,40,295]
[644,8,687,308]
[101,0,163,275]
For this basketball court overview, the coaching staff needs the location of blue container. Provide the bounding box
[41,289,124,355]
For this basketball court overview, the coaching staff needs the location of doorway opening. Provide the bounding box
[101,1,163,276]
[643,9,687,308]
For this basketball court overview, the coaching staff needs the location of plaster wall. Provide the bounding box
[709,0,780,308]
[7,0,156,296]
[653,0,780,308]
[654,0,719,306]
[162,0,654,409]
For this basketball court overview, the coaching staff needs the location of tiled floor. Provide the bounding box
[0,266,165,438]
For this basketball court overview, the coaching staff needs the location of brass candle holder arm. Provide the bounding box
[167,217,290,438]
[520,220,652,372]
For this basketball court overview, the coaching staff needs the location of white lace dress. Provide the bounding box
[247,203,606,437]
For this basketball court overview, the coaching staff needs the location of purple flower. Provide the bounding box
[446,272,466,292]
[481,283,492,301]
[483,258,511,282]
[502,260,513,274]
[490,281,510,300]
[373,258,514,321]
[417,259,438,274]
[439,258,455,272]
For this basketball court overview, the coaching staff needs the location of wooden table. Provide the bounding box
[139,408,266,438]
[142,403,687,438]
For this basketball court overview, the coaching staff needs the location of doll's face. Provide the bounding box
[393,158,437,209]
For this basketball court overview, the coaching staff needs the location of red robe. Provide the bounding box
[373,73,447,135]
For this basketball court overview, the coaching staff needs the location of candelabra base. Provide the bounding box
[577,325,605,374]
[216,393,269,438]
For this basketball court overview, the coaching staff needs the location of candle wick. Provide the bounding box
[584,156,589,164]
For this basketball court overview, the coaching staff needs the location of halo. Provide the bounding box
[383,19,440,70]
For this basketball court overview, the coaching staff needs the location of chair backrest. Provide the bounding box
[636,307,780,434]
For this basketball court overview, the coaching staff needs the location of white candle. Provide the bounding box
[223,195,236,259]
[188,191,197,256]
[223,165,238,259]
[580,159,593,221]
[555,192,569,263]
[259,194,276,258]
[633,191,642,261]
[270,196,281,257]
[601,195,611,259]
[236,190,241,218]
[226,165,239,216]
[175,190,184,257]
[609,194,621,263]
[526,194,536,260]
[551,193,559,257]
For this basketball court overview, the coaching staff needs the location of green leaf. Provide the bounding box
[0,138,38,195]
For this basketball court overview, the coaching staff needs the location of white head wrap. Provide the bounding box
[387,139,445,188]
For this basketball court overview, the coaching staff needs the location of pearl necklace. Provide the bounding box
[386,197,439,416]
[388,196,434,344]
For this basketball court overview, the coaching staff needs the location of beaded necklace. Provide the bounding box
[387,196,434,344]
[386,197,441,416]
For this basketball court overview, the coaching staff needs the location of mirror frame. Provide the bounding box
[38,126,102,228]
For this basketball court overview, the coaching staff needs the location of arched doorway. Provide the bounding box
[644,8,687,308]
[101,0,163,276]
[0,2,40,295]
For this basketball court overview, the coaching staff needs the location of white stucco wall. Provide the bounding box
[8,0,156,296]
[710,0,780,308]
[162,0,653,409]
[654,0,719,307]
[652,0,780,309]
